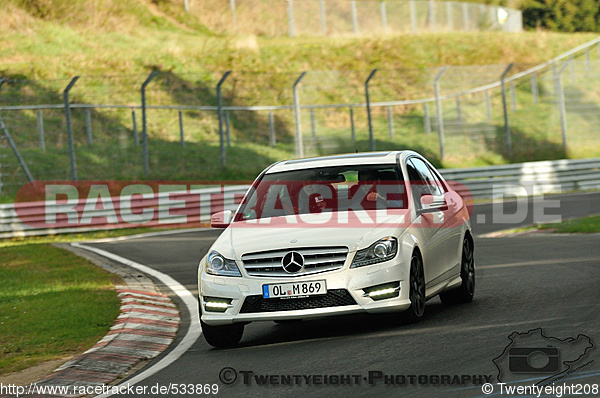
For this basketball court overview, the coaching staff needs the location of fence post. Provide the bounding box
[434,67,447,159]
[485,91,492,121]
[141,70,157,177]
[423,103,431,134]
[131,109,139,146]
[380,1,388,33]
[288,0,295,37]
[428,0,435,31]
[365,69,378,152]
[293,72,307,158]
[64,76,79,181]
[85,108,93,145]
[37,110,45,151]
[531,73,539,104]
[179,110,185,147]
[462,2,469,31]
[225,111,232,147]
[569,55,576,84]
[585,48,591,72]
[446,1,453,31]
[510,82,517,111]
[500,64,514,158]
[387,106,394,138]
[455,97,462,123]
[310,109,317,145]
[230,0,236,25]
[319,0,327,35]
[554,62,569,154]
[269,112,276,147]
[350,107,356,143]
[351,0,359,35]
[184,0,189,13]
[409,0,417,32]
[216,71,231,166]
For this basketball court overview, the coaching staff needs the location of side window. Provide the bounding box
[408,158,445,197]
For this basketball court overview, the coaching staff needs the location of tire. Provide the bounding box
[440,236,475,305]
[201,320,244,348]
[403,252,426,323]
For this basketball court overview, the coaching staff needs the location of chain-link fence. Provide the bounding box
[1,38,600,199]
[193,0,522,36]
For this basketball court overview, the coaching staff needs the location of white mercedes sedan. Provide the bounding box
[198,151,475,347]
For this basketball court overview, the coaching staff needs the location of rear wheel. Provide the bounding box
[403,252,426,323]
[440,236,475,304]
[201,321,244,348]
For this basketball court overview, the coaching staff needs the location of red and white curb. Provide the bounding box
[1,238,201,398]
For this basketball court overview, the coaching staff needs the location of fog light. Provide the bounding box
[203,297,232,313]
[362,282,400,301]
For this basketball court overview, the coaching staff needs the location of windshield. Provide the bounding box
[235,164,407,221]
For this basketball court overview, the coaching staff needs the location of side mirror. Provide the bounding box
[210,210,233,228]
[417,194,448,215]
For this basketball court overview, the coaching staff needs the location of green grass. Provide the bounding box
[0,244,121,374]
[538,214,600,233]
[1,0,600,201]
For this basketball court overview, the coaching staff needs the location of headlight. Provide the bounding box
[351,237,398,268]
[205,250,242,277]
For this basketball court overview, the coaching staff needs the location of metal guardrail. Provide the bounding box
[1,158,599,239]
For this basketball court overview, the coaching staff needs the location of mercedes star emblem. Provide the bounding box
[281,251,304,273]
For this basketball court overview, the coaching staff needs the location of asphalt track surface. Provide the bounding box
[87,192,600,397]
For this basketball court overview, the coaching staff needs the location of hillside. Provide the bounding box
[0,0,599,201]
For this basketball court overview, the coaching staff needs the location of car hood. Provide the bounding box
[210,210,411,260]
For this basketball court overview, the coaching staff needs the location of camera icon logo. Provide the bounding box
[508,347,560,373]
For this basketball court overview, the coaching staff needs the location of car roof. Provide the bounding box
[266,151,419,174]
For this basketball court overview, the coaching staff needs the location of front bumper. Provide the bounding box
[199,258,411,326]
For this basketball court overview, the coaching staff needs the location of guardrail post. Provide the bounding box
[365,69,378,151]
[141,70,157,177]
[319,0,327,35]
[554,62,570,154]
[485,91,492,121]
[131,109,139,146]
[216,71,231,166]
[351,0,359,35]
[64,76,79,181]
[293,72,307,158]
[179,110,185,147]
[268,112,276,147]
[288,0,295,37]
[409,0,417,32]
[0,117,34,183]
[37,110,45,151]
[380,1,388,33]
[531,73,539,104]
[500,64,514,158]
[387,106,394,138]
[349,107,356,143]
[423,103,431,134]
[85,108,93,145]
[434,67,447,159]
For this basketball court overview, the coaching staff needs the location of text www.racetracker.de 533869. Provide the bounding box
[0,382,219,396]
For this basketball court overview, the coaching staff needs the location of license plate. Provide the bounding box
[263,280,327,299]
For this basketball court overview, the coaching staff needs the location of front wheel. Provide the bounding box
[201,321,244,348]
[403,252,426,323]
[440,236,475,304]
